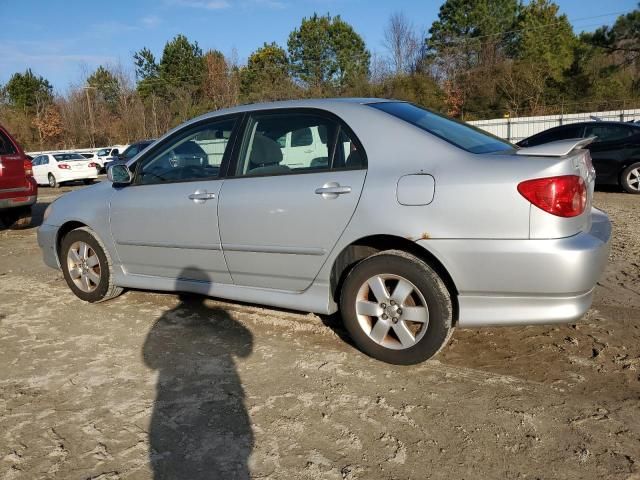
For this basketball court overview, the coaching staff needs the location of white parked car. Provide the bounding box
[95,146,128,170]
[30,153,99,188]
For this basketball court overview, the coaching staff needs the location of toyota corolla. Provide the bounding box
[37,99,611,364]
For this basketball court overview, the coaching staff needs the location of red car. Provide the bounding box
[0,124,37,228]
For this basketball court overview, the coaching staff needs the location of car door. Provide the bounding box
[218,109,367,291]
[109,116,239,282]
[31,156,43,184]
[585,124,634,181]
[0,128,25,192]
[33,155,50,184]
[42,155,53,182]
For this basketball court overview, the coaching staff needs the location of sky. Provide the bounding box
[0,0,637,92]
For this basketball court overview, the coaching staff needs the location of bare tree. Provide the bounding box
[383,12,420,74]
[499,60,552,117]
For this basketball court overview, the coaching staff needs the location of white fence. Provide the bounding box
[468,108,640,142]
[26,146,104,157]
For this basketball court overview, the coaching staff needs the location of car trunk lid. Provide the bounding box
[68,160,93,171]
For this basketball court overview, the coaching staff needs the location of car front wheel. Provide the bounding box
[340,250,453,365]
[60,228,123,302]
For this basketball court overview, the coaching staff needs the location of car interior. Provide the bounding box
[240,114,364,176]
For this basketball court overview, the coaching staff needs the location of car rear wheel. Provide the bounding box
[339,250,453,365]
[48,173,59,188]
[60,228,123,302]
[621,162,640,194]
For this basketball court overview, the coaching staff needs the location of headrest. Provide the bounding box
[249,134,283,167]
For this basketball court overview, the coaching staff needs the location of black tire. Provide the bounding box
[0,207,32,229]
[48,173,59,188]
[339,250,453,365]
[621,162,640,194]
[83,179,94,185]
[60,227,123,303]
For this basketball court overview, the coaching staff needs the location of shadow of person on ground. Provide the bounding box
[143,267,254,479]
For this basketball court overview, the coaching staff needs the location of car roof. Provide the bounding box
[187,98,398,123]
[544,121,640,131]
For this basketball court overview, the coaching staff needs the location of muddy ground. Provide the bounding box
[0,183,638,480]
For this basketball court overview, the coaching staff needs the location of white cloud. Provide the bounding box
[165,0,288,10]
[0,41,116,84]
[168,0,231,9]
[142,15,162,27]
[250,0,286,9]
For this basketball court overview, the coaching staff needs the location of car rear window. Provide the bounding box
[522,125,585,147]
[54,153,85,161]
[584,124,635,143]
[369,102,514,154]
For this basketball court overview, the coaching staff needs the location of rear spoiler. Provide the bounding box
[516,137,596,157]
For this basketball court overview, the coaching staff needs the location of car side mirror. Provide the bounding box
[107,164,133,185]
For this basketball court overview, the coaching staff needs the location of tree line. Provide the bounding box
[1,0,638,151]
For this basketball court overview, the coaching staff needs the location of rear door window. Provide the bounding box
[234,112,365,176]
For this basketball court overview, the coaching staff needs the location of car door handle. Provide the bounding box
[315,182,351,198]
[188,190,216,203]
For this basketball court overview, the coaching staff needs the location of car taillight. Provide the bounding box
[88,162,98,168]
[24,159,33,176]
[517,175,587,218]
[58,163,71,170]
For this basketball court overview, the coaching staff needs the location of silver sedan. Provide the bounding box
[37,99,611,364]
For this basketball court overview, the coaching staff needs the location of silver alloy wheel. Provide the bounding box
[626,168,640,192]
[355,274,429,350]
[48,174,56,187]
[66,241,101,293]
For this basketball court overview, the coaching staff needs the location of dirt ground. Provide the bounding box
[0,183,638,480]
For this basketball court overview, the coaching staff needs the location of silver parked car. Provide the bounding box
[37,99,611,364]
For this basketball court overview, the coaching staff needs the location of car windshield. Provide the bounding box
[97,148,110,156]
[53,153,86,161]
[369,102,514,154]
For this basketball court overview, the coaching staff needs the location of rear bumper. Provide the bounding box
[0,177,37,209]
[419,208,611,327]
[37,223,60,270]
[0,194,37,210]
[58,170,98,182]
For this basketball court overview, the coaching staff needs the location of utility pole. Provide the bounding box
[83,86,96,148]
